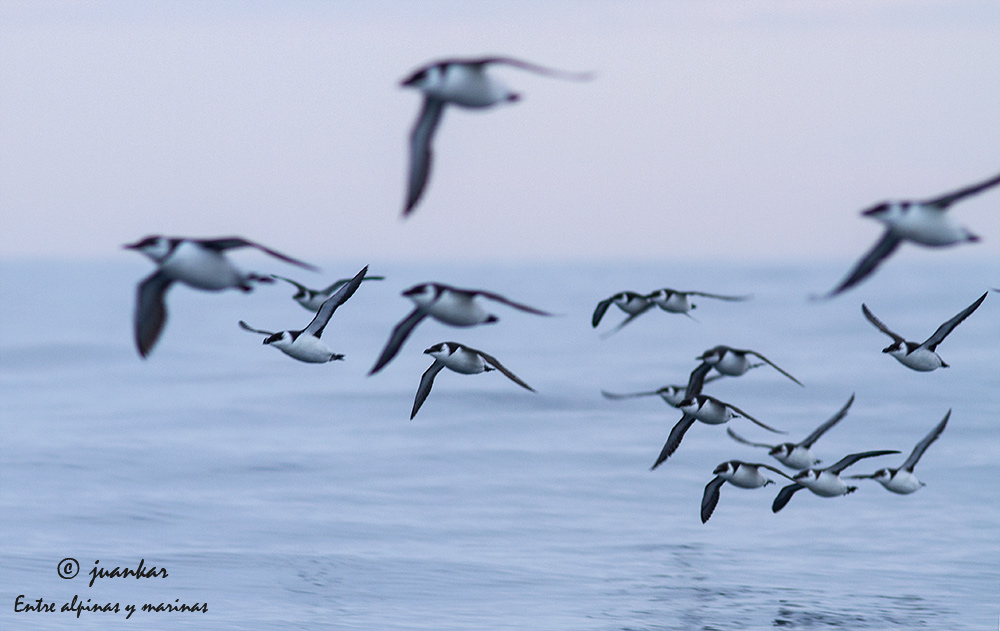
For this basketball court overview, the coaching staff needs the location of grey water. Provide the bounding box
[1,256,998,630]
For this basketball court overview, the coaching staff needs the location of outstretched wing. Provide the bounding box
[134,271,173,358]
[725,427,775,450]
[650,414,696,470]
[861,304,905,345]
[684,362,713,399]
[403,97,446,217]
[475,56,595,81]
[599,303,656,338]
[369,308,428,376]
[923,292,987,350]
[816,231,901,299]
[743,350,803,387]
[303,265,369,338]
[687,291,752,301]
[238,320,276,336]
[922,171,1000,209]
[800,393,854,448]
[727,402,786,434]
[319,274,385,294]
[826,450,900,475]
[195,237,318,271]
[271,275,309,295]
[700,476,726,524]
[901,410,950,472]
[772,483,805,513]
[478,350,535,392]
[473,290,554,316]
[411,360,445,419]
[592,296,614,327]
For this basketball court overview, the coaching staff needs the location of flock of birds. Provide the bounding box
[122,55,998,524]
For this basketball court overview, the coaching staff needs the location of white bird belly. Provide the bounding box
[426,293,491,326]
[802,473,849,497]
[880,471,923,494]
[657,294,691,313]
[689,401,733,425]
[776,448,816,470]
[277,337,338,363]
[893,350,944,371]
[725,467,768,489]
[430,68,511,108]
[714,354,750,376]
[441,350,488,374]
[162,243,243,290]
[891,213,969,246]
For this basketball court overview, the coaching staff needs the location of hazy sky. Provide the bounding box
[2,0,999,262]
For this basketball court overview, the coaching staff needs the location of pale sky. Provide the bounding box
[2,0,999,262]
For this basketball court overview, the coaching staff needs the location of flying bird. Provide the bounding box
[400,56,593,216]
[272,273,384,311]
[650,394,785,470]
[238,266,369,363]
[861,292,987,371]
[685,345,802,399]
[701,461,795,523]
[646,288,752,315]
[771,450,900,513]
[124,235,317,358]
[410,342,535,419]
[726,393,855,469]
[818,171,1000,298]
[848,410,949,494]
[591,291,654,334]
[369,283,553,375]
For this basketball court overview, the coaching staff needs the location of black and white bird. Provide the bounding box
[819,171,1000,298]
[650,394,785,470]
[400,56,592,216]
[685,345,802,398]
[849,410,950,494]
[124,235,318,358]
[272,273,384,311]
[646,288,752,315]
[238,266,369,363]
[369,283,552,375]
[601,373,731,407]
[410,342,535,419]
[591,291,653,334]
[861,292,987,371]
[726,393,855,469]
[701,461,795,523]
[771,450,900,513]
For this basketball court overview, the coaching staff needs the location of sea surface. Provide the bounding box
[1,256,998,630]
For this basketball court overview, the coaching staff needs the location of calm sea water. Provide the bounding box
[1,256,998,630]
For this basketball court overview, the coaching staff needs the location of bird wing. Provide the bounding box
[799,393,854,448]
[725,427,775,449]
[772,483,805,513]
[474,56,595,81]
[700,476,726,524]
[817,231,901,299]
[599,303,656,338]
[196,237,318,271]
[601,389,663,400]
[319,274,385,294]
[303,265,368,338]
[238,320,276,336]
[922,171,1000,209]
[271,275,309,294]
[478,350,535,392]
[686,291,753,301]
[591,296,614,327]
[403,97,446,217]
[743,350,803,386]
[134,271,173,358]
[727,402,787,434]
[684,362,713,399]
[650,414,696,470]
[901,410,950,472]
[368,307,428,376]
[411,360,445,419]
[754,463,797,481]
[923,292,988,350]
[473,290,554,316]
[826,450,900,475]
[861,303,905,344]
